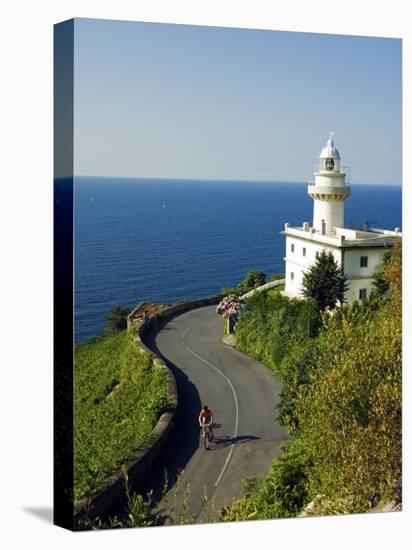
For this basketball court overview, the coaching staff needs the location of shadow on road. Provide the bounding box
[138,326,203,504]
[211,434,260,449]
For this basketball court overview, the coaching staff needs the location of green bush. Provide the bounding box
[236,292,319,373]
[235,293,320,437]
[222,269,267,296]
[276,338,317,433]
[222,440,310,521]
[237,269,267,293]
[105,305,131,333]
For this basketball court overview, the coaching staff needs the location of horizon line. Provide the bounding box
[66,175,402,187]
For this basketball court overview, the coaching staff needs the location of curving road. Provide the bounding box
[143,305,289,521]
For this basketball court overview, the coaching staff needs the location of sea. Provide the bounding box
[74,177,402,343]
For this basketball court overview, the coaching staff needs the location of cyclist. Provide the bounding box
[199,405,214,441]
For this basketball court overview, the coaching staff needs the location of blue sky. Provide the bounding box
[73,18,402,184]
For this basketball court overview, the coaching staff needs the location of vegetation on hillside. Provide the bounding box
[223,242,401,519]
[235,292,320,431]
[235,292,319,368]
[74,330,168,500]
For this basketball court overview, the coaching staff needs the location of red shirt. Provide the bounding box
[199,409,213,423]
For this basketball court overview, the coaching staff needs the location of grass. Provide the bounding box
[74,330,168,501]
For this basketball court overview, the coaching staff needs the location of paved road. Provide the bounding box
[143,305,289,522]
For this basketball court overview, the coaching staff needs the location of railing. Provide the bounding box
[313,163,351,182]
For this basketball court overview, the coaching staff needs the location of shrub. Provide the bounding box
[237,269,267,293]
[236,292,319,373]
[222,440,310,521]
[105,305,131,333]
[276,338,316,433]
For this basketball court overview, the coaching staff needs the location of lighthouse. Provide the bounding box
[283,134,401,304]
[308,133,351,234]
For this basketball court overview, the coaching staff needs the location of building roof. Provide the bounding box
[319,133,340,159]
[283,223,401,249]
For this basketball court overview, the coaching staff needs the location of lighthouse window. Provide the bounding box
[360,256,368,268]
[303,247,306,257]
[359,288,367,301]
[291,243,295,253]
[291,272,294,281]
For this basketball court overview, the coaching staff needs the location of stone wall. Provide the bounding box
[240,279,285,300]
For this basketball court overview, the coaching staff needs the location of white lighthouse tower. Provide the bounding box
[308,133,351,234]
[283,134,402,304]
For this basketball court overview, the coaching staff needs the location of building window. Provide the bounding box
[315,250,319,259]
[291,272,294,280]
[291,243,295,253]
[360,256,368,268]
[359,288,367,301]
[303,247,306,257]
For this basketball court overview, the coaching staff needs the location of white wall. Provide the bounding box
[284,234,341,296]
[345,278,375,303]
[313,199,344,232]
[344,248,386,278]
[285,236,389,304]
[344,247,388,302]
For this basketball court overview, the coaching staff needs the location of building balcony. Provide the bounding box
[307,184,351,201]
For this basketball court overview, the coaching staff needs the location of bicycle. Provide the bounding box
[201,422,214,450]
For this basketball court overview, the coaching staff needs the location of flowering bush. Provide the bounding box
[216,294,243,319]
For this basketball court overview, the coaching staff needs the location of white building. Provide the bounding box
[284,134,401,304]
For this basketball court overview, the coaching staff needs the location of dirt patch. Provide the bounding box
[129,302,171,322]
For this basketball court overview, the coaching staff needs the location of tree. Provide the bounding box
[301,251,348,311]
[237,270,267,293]
[105,305,131,333]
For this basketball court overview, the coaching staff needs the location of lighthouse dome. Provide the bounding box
[320,133,340,159]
